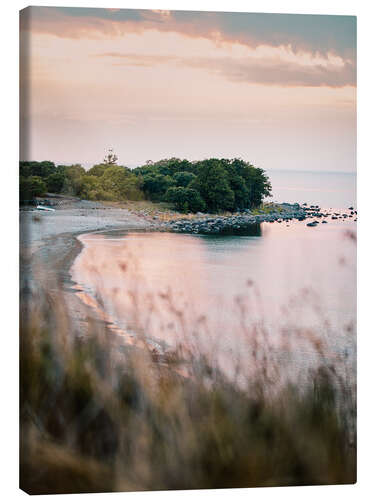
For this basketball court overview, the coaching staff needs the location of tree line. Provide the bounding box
[20,156,272,212]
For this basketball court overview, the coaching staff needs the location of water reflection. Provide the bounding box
[71,223,356,381]
[205,222,262,236]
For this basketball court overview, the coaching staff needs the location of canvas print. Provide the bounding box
[19,6,357,494]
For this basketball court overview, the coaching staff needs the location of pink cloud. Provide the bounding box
[20,7,356,63]
[94,52,355,88]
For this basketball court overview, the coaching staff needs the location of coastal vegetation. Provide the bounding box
[19,156,272,213]
[20,271,356,494]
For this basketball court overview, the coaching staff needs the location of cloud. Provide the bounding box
[184,56,355,88]
[95,52,355,88]
[95,52,177,67]
[21,7,356,62]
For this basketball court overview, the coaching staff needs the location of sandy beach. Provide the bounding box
[21,200,151,268]
[20,201,153,335]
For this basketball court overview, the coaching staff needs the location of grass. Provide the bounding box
[20,264,356,494]
[100,200,284,220]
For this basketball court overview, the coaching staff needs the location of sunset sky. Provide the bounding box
[20,7,356,172]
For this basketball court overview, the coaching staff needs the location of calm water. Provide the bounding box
[70,170,356,379]
[266,169,356,208]
[71,218,356,380]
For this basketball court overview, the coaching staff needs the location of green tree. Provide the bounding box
[172,171,196,188]
[219,158,272,209]
[247,167,272,207]
[216,159,250,210]
[86,164,110,177]
[134,158,194,179]
[79,176,112,201]
[20,161,56,179]
[152,158,193,176]
[20,176,46,201]
[165,187,206,213]
[46,172,65,193]
[192,159,235,212]
[63,165,86,196]
[101,166,143,201]
[142,173,175,201]
[19,162,32,178]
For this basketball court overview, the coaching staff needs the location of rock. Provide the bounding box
[162,203,319,234]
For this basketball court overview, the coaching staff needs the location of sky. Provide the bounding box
[19,7,356,172]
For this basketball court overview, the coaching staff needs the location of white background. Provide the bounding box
[1,0,374,498]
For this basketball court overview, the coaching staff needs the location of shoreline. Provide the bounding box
[157,203,357,234]
[19,199,357,375]
[20,199,357,286]
[20,200,357,336]
[20,205,153,338]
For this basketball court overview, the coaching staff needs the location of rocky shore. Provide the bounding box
[21,198,357,241]
[152,203,357,235]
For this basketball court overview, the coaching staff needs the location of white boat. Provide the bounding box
[36,205,55,212]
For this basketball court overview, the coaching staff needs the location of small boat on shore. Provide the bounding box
[36,205,55,212]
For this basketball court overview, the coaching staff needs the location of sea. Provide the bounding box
[70,170,357,380]
[266,169,356,208]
